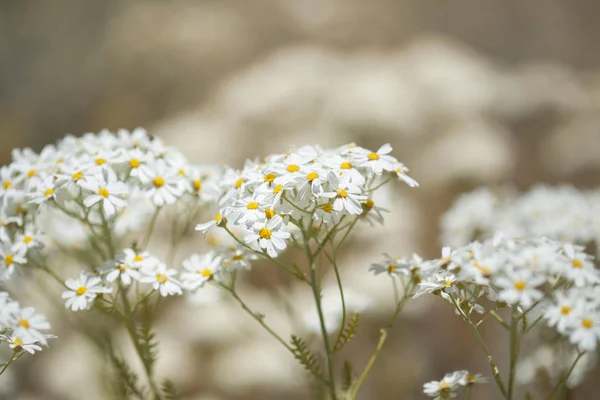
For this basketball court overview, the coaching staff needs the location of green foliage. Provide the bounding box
[333,313,359,353]
[110,354,146,400]
[137,297,159,375]
[161,378,179,400]
[290,334,324,382]
[341,360,355,392]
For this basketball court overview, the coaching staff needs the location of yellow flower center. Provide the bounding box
[44,188,55,197]
[98,188,110,198]
[153,177,165,188]
[273,185,284,194]
[572,259,583,268]
[12,338,23,347]
[514,280,526,291]
[387,265,397,273]
[201,269,212,278]
[76,286,87,296]
[18,319,30,329]
[306,172,319,181]
[467,375,476,383]
[582,319,594,329]
[340,162,352,169]
[129,159,141,168]
[474,261,491,276]
[321,203,333,213]
[368,152,380,161]
[178,169,186,176]
[286,164,300,173]
[117,264,127,271]
[4,255,13,266]
[134,255,144,262]
[232,254,243,261]
[193,179,202,191]
[561,306,571,315]
[215,214,222,223]
[336,188,347,198]
[156,274,168,284]
[72,172,83,181]
[95,158,106,165]
[23,236,33,244]
[264,173,276,183]
[365,199,374,208]
[444,278,454,287]
[439,381,450,390]
[259,228,272,239]
[27,169,36,178]
[3,180,12,189]
[247,202,259,210]
[234,178,244,189]
[265,209,275,219]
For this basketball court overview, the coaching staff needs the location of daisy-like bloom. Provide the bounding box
[80,169,129,217]
[423,370,464,399]
[413,272,458,299]
[145,161,183,206]
[370,254,407,277]
[360,198,389,226]
[4,335,43,354]
[119,248,156,270]
[0,165,17,200]
[495,268,546,309]
[180,252,223,291]
[104,259,141,286]
[394,163,419,187]
[319,171,366,215]
[544,291,579,334]
[140,262,182,297]
[568,304,600,352]
[12,307,52,345]
[351,143,398,175]
[195,211,226,234]
[29,176,59,205]
[312,201,341,224]
[561,244,600,287]
[219,246,255,270]
[458,372,489,386]
[62,271,112,311]
[13,230,43,254]
[0,245,27,282]
[244,215,290,257]
[122,148,154,183]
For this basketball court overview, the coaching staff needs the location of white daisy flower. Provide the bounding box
[495,268,546,309]
[319,171,366,215]
[12,307,52,345]
[4,335,43,354]
[29,176,59,205]
[181,252,223,291]
[80,169,129,217]
[62,271,112,311]
[104,259,141,286]
[568,305,600,352]
[140,262,182,297]
[145,161,183,206]
[352,143,398,175]
[244,215,290,257]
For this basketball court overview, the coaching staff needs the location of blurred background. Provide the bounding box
[2,1,600,399]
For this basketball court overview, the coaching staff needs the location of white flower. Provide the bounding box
[119,248,157,270]
[29,176,59,205]
[413,273,458,299]
[62,271,112,311]
[544,291,578,334]
[104,259,141,286]
[195,212,225,233]
[394,163,419,187]
[0,245,27,281]
[561,244,600,287]
[243,215,290,257]
[181,252,223,291]
[81,169,129,217]
[568,303,600,352]
[145,161,183,206]
[319,171,366,215]
[495,269,546,309]
[140,262,182,297]
[122,148,154,183]
[4,335,43,354]
[423,370,463,399]
[352,143,398,175]
[12,307,51,345]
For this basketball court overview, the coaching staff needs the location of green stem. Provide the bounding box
[120,288,162,400]
[544,352,584,400]
[0,351,24,376]
[304,232,337,399]
[348,330,388,399]
[330,244,347,352]
[507,309,521,400]
[140,207,161,250]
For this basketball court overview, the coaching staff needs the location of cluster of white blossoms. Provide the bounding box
[381,234,600,353]
[0,292,54,355]
[195,143,418,258]
[441,185,600,248]
[423,370,488,399]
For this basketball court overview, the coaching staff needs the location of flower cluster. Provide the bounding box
[423,370,487,399]
[196,143,418,258]
[441,185,600,248]
[0,291,54,355]
[388,234,600,352]
[0,128,221,284]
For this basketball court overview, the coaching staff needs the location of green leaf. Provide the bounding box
[341,360,355,392]
[333,313,359,353]
[137,297,158,375]
[161,378,179,400]
[290,334,324,382]
[110,353,145,400]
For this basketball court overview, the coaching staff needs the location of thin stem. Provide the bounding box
[450,295,507,397]
[0,351,24,376]
[330,243,347,351]
[220,284,294,354]
[120,288,162,399]
[140,207,161,250]
[348,329,388,399]
[544,352,585,400]
[304,231,337,399]
[507,309,522,400]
